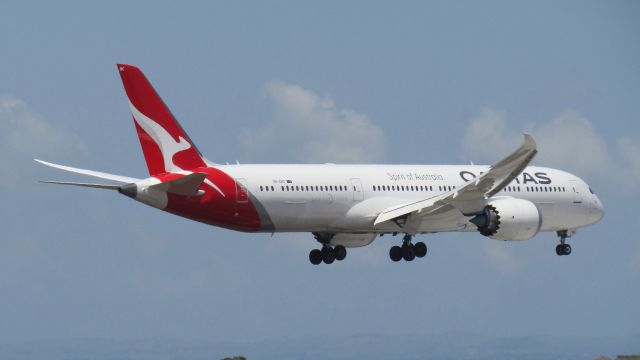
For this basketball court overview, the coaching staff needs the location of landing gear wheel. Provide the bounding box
[555,244,564,256]
[309,249,322,265]
[321,246,335,264]
[334,245,347,261]
[414,242,427,258]
[555,230,573,257]
[402,245,415,262]
[389,246,402,262]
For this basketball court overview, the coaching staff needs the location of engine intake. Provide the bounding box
[470,198,542,241]
[470,205,501,236]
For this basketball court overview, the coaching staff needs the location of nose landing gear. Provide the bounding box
[389,234,427,262]
[555,230,572,256]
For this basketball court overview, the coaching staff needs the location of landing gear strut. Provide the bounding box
[389,234,427,262]
[555,230,572,256]
[309,232,347,265]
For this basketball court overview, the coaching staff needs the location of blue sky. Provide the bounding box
[1,0,639,353]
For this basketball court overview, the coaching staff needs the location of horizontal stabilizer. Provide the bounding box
[149,172,208,196]
[39,180,122,190]
[35,159,141,183]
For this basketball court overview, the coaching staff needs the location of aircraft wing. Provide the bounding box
[374,134,537,229]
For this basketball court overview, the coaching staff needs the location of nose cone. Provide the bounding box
[590,195,604,224]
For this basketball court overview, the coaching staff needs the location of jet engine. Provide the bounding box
[470,198,542,241]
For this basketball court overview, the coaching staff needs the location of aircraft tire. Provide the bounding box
[555,244,564,256]
[309,249,322,265]
[414,242,427,258]
[334,245,347,261]
[562,244,572,256]
[402,246,415,262]
[322,246,335,264]
[389,246,402,262]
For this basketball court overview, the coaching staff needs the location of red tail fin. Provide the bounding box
[117,64,205,176]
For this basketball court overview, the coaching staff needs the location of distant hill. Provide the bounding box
[0,333,638,360]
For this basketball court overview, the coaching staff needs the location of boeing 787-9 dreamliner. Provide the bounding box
[37,64,604,265]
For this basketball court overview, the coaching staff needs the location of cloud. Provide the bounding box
[0,95,86,191]
[239,81,388,163]
[460,107,639,195]
[462,108,610,176]
[616,136,640,189]
[533,110,610,175]
[462,108,520,161]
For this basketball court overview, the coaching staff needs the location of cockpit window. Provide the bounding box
[589,187,595,194]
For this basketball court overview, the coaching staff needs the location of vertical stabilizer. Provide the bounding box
[117,64,205,175]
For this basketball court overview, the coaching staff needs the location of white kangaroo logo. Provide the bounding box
[129,101,191,172]
[129,102,225,197]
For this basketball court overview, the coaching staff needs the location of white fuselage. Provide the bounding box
[221,164,604,234]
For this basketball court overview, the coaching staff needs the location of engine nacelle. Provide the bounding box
[470,198,542,241]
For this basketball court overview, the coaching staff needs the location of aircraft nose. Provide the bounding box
[591,195,604,223]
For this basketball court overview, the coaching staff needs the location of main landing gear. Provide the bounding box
[309,245,347,265]
[389,234,427,262]
[555,230,572,256]
[309,232,346,265]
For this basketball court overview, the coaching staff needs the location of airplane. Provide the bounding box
[36,64,604,265]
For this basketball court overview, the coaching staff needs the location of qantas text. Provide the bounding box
[459,171,551,184]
